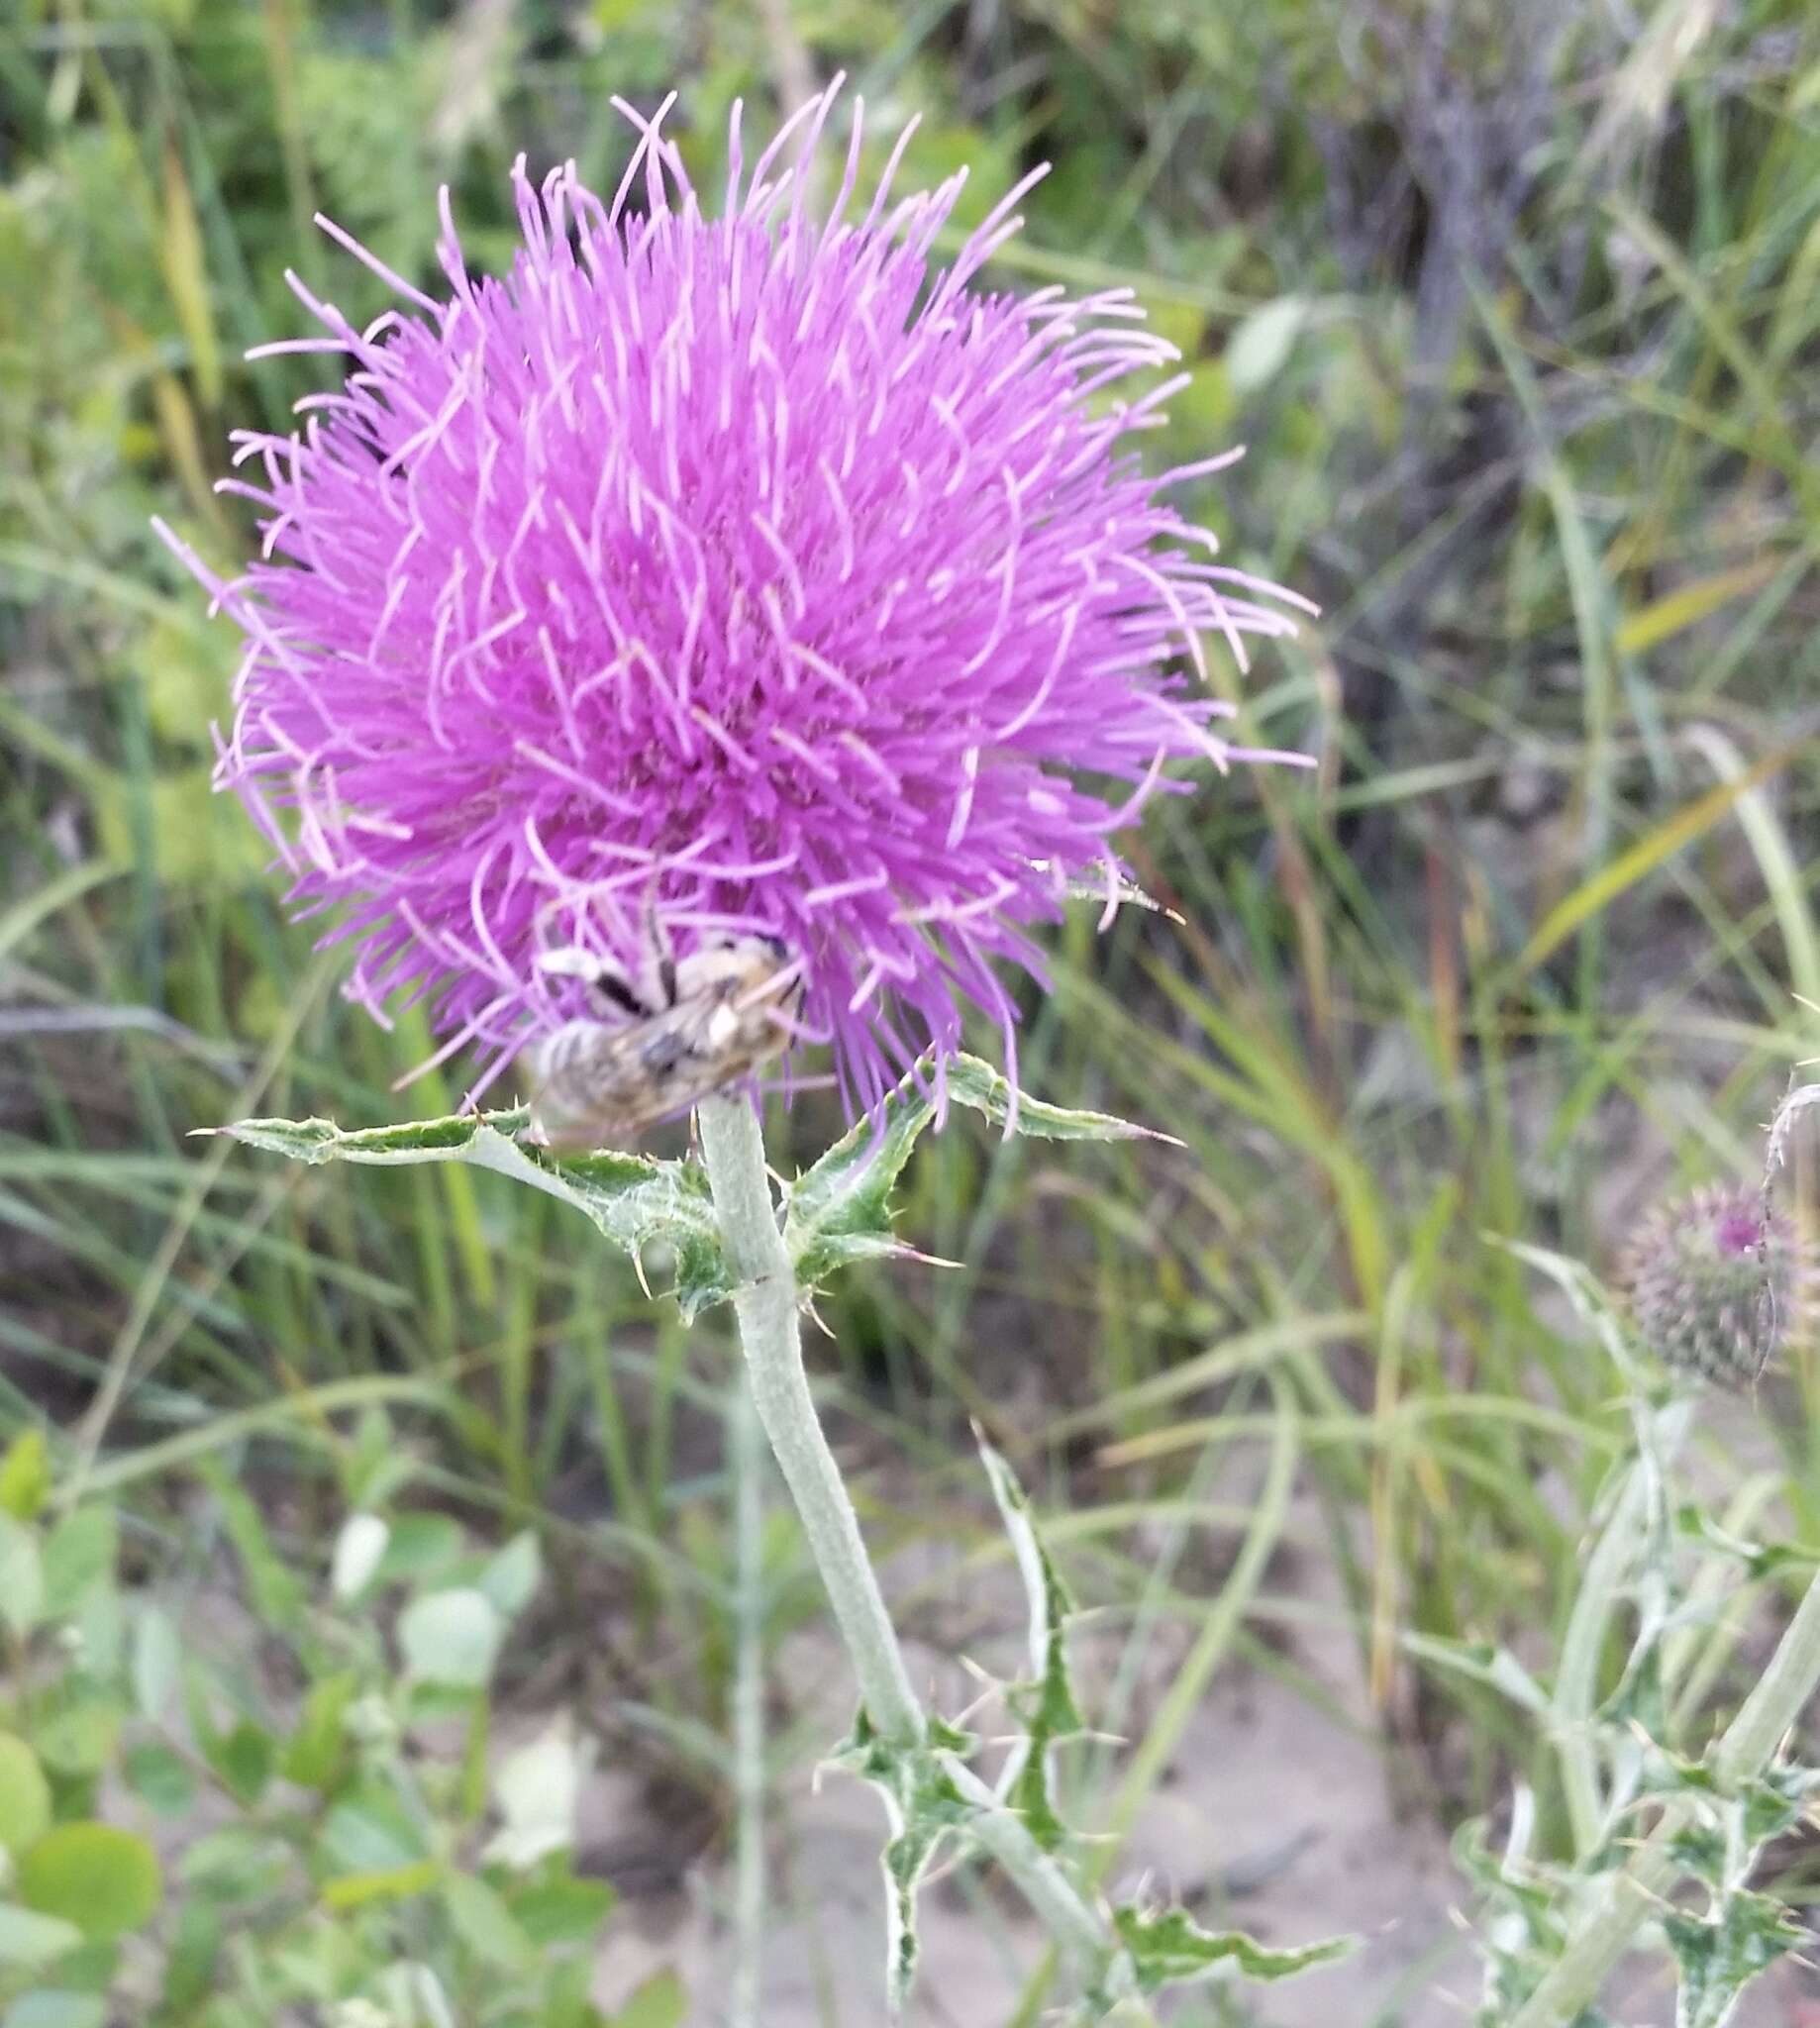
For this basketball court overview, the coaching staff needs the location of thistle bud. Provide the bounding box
[1621,1185,1794,1385]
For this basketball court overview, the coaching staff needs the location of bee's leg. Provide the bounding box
[536,946,655,1020]
[636,891,679,1010]
[585,967,651,1020]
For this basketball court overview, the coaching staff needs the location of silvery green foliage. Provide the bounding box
[213,1107,734,1317]
[1457,1242,1814,2027]
[835,1435,1350,2018]
[976,1427,1085,1854]
[782,1054,1169,1291]
[218,1054,1163,1321]
[1108,1905,1352,1992]
[220,1060,1350,2016]
[830,1708,976,2010]
[1655,1758,1814,2028]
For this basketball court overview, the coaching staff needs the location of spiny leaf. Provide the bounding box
[975,1428,1084,1853]
[1493,1238,1641,1379]
[1681,1508,1820,1583]
[211,1109,733,1318]
[1111,1904,1353,1992]
[833,1713,978,2011]
[1400,1633,1550,1715]
[786,1052,1163,1290]
[1666,1888,1805,2028]
[1737,1765,1820,1848]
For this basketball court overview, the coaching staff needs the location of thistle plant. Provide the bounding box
[1458,1080,1819,2028]
[160,84,1344,2019]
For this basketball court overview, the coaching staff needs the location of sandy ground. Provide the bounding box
[587,1646,1470,2026]
[576,1475,1811,2027]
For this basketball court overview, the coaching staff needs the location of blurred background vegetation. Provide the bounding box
[2,1,1818,2022]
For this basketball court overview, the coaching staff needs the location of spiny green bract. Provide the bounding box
[1621,1183,1797,1385]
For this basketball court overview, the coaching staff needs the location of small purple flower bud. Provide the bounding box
[1621,1185,1796,1386]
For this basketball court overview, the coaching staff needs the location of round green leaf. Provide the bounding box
[17,1824,162,1939]
[397,1587,502,1688]
[0,1737,51,1854]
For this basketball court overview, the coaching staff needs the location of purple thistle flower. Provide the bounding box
[158,83,1312,1122]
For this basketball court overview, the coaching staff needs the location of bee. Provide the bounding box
[522,920,804,1148]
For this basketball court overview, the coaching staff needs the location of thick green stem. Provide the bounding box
[697,1093,923,1745]
[943,1759,1134,1992]
[695,1092,1133,2001]
[1511,1563,1820,2028]
[729,1372,766,2027]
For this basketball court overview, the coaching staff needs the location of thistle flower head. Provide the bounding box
[160,83,1310,1118]
[1622,1183,1797,1386]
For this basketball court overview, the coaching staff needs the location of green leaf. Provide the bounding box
[834,1716,978,2009]
[443,1872,535,1972]
[508,1874,617,1949]
[477,1530,542,1617]
[1736,1765,1820,1848]
[123,1741,196,1817]
[67,1587,122,1683]
[1666,1887,1803,2028]
[398,1586,504,1688]
[331,1511,389,1600]
[0,1995,108,2028]
[158,1900,222,2013]
[194,1463,304,1621]
[0,1517,43,1636]
[0,1432,51,1521]
[1400,1633,1550,1715]
[212,1109,734,1319]
[320,1859,444,1910]
[30,1694,120,1776]
[0,1903,83,1971]
[39,1507,115,1619]
[1492,1239,1644,1385]
[178,1826,293,1902]
[1111,1905,1352,1993]
[374,1510,465,1582]
[130,1604,181,1720]
[279,1672,357,1791]
[974,1430,1083,1853]
[786,1053,1162,1291]
[320,1785,431,1876]
[17,1825,162,1940]
[604,1970,687,2028]
[0,1737,51,1854]
[1224,294,1314,395]
[198,1718,274,1807]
